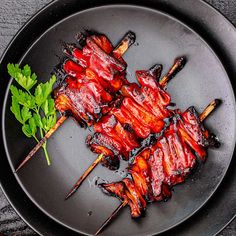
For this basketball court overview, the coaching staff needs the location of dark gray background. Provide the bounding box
[0,0,235,235]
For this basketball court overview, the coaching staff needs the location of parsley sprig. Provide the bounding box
[8,64,57,165]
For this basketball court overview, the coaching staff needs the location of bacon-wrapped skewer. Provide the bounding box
[65,57,186,199]
[15,31,136,172]
[95,100,220,235]
[87,65,172,166]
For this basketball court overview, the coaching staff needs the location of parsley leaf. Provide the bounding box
[21,107,32,123]
[34,75,56,107]
[8,64,37,91]
[42,98,56,116]
[10,96,23,124]
[22,124,33,138]
[10,85,35,109]
[29,117,37,136]
[33,113,43,128]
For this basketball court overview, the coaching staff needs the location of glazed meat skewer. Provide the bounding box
[65,57,186,200]
[15,32,136,172]
[94,99,221,235]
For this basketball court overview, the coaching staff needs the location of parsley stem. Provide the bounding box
[38,118,51,166]
[33,134,51,165]
[42,142,51,166]
[33,135,39,143]
[39,126,44,139]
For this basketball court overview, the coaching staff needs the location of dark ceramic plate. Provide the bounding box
[0,0,236,236]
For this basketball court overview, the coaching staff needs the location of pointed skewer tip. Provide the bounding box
[14,115,68,172]
[214,99,222,106]
[94,201,127,235]
[65,154,104,200]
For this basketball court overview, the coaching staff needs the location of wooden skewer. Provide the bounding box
[94,200,128,236]
[15,115,67,172]
[113,31,136,58]
[94,99,221,235]
[160,56,186,87]
[14,33,135,173]
[65,153,104,200]
[64,61,186,200]
[199,99,221,122]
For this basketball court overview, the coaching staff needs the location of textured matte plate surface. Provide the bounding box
[1,1,236,236]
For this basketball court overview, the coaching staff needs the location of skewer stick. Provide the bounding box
[199,99,221,122]
[94,99,221,235]
[160,56,186,87]
[65,153,104,200]
[94,201,128,236]
[113,31,136,58]
[64,62,185,199]
[15,33,135,173]
[15,115,67,172]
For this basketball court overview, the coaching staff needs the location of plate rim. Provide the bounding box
[0,0,236,235]
[2,4,235,235]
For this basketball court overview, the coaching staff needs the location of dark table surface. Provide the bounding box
[0,0,235,235]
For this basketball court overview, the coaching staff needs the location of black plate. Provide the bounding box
[0,0,236,236]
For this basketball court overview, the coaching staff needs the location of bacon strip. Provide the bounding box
[55,32,135,126]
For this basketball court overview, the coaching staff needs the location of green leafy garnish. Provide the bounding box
[8,64,37,91]
[8,63,57,165]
